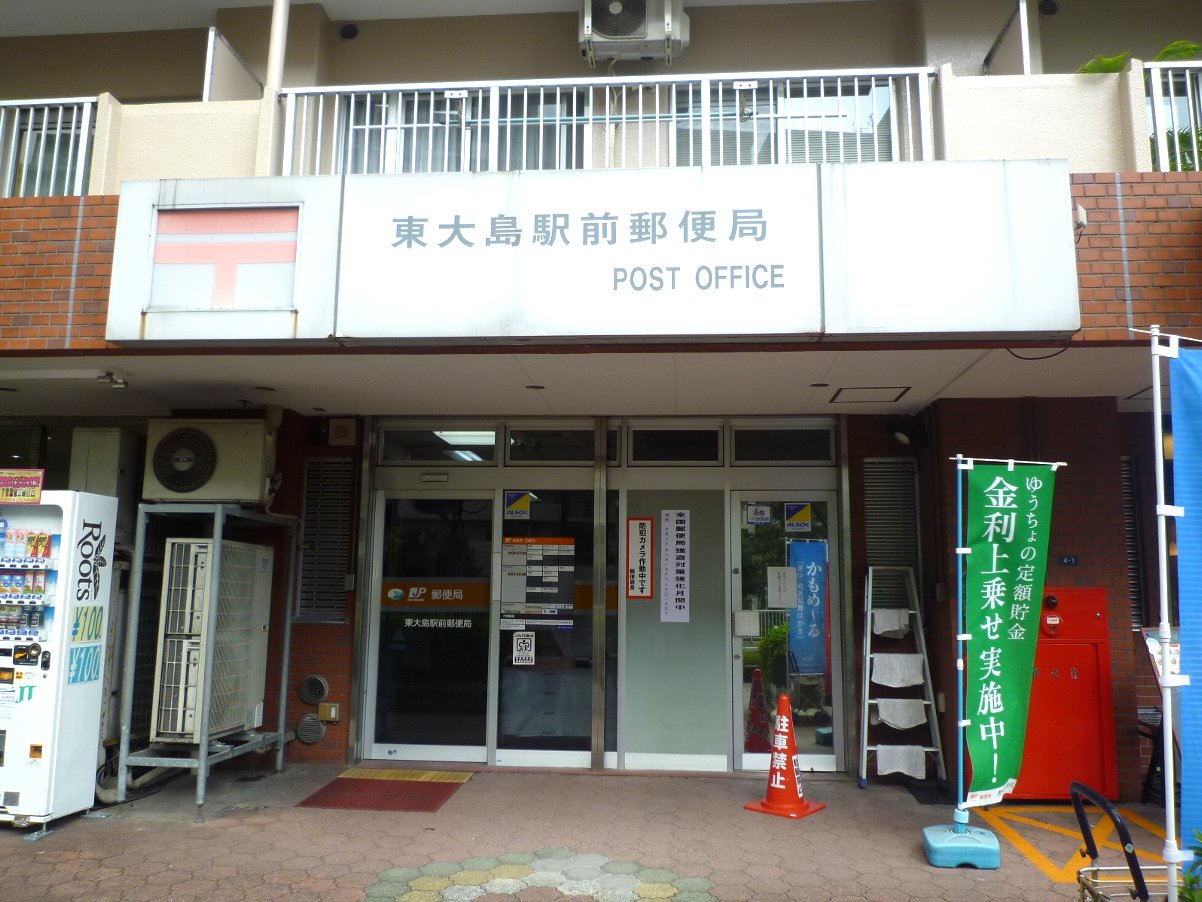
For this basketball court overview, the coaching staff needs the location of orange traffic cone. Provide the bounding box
[744,694,826,820]
[744,668,772,753]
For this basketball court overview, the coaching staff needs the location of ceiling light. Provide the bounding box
[435,431,495,446]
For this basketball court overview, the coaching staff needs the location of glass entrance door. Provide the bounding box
[496,488,598,766]
[732,492,839,771]
[369,495,493,761]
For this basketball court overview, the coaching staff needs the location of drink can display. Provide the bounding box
[0,574,10,595]
[35,532,50,558]
[33,572,45,597]
[3,529,16,556]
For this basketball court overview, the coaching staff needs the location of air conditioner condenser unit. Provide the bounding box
[580,0,690,65]
[143,419,276,503]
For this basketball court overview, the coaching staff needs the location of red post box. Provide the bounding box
[1010,586,1118,800]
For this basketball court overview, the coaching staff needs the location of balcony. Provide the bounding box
[4,62,1201,199]
[282,69,935,176]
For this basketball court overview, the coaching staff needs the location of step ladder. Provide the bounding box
[858,566,946,787]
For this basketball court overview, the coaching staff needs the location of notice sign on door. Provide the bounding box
[512,631,535,666]
[660,509,690,623]
[500,537,576,629]
[626,517,654,599]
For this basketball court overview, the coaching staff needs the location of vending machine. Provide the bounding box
[0,491,118,828]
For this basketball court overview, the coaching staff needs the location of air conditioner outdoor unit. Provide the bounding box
[580,0,690,65]
[150,539,273,744]
[143,419,276,503]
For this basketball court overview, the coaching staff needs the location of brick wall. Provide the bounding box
[848,402,1145,800]
[0,196,117,350]
[918,398,1143,800]
[1073,172,1202,342]
[268,413,361,764]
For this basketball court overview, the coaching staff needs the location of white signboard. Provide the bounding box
[337,167,822,339]
[660,509,690,623]
[105,161,1079,344]
[821,160,1079,336]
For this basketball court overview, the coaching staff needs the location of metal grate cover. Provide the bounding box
[592,0,647,37]
[298,673,329,705]
[152,428,218,494]
[863,458,920,606]
[297,458,355,622]
[296,713,325,744]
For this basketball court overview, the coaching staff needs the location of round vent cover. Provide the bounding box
[152,427,218,494]
[592,0,646,37]
[298,674,330,705]
[295,713,326,745]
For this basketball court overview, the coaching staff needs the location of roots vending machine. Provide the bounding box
[0,491,118,828]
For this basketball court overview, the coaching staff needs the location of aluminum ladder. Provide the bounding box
[858,565,947,788]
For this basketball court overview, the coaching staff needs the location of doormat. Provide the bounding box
[296,768,472,812]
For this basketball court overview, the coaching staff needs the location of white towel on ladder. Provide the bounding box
[876,744,927,779]
[872,608,911,638]
[871,653,924,687]
[875,698,928,730]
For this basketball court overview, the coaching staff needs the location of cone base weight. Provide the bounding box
[922,824,1001,869]
[744,798,826,820]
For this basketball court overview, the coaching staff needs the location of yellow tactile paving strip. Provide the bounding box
[339,767,473,783]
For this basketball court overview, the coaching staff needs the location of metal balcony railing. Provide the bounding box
[281,68,936,177]
[1147,61,1202,172]
[0,98,96,198]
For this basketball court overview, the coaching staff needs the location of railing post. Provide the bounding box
[280,92,297,176]
[73,102,94,196]
[700,76,712,169]
[918,71,935,162]
[1149,65,1171,172]
[488,85,500,172]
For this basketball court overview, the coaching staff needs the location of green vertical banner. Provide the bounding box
[963,463,1057,807]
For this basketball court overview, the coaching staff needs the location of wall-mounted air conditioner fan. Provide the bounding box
[143,419,276,503]
[579,0,690,65]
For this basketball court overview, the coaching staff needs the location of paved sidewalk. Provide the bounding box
[0,763,1165,901]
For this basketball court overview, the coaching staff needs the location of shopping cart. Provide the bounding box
[1072,781,1172,901]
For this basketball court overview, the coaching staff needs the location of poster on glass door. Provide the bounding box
[660,510,690,623]
[500,536,576,630]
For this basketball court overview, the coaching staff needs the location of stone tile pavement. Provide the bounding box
[0,763,1171,901]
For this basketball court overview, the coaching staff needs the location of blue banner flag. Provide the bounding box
[786,539,828,674]
[1170,349,1202,846]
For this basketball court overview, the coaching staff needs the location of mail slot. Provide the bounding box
[1011,586,1118,799]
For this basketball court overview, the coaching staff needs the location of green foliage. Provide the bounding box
[1157,41,1202,63]
[1078,40,1201,73]
[1151,128,1199,172]
[758,623,789,692]
[1078,50,1131,74]
[1181,829,1202,900]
